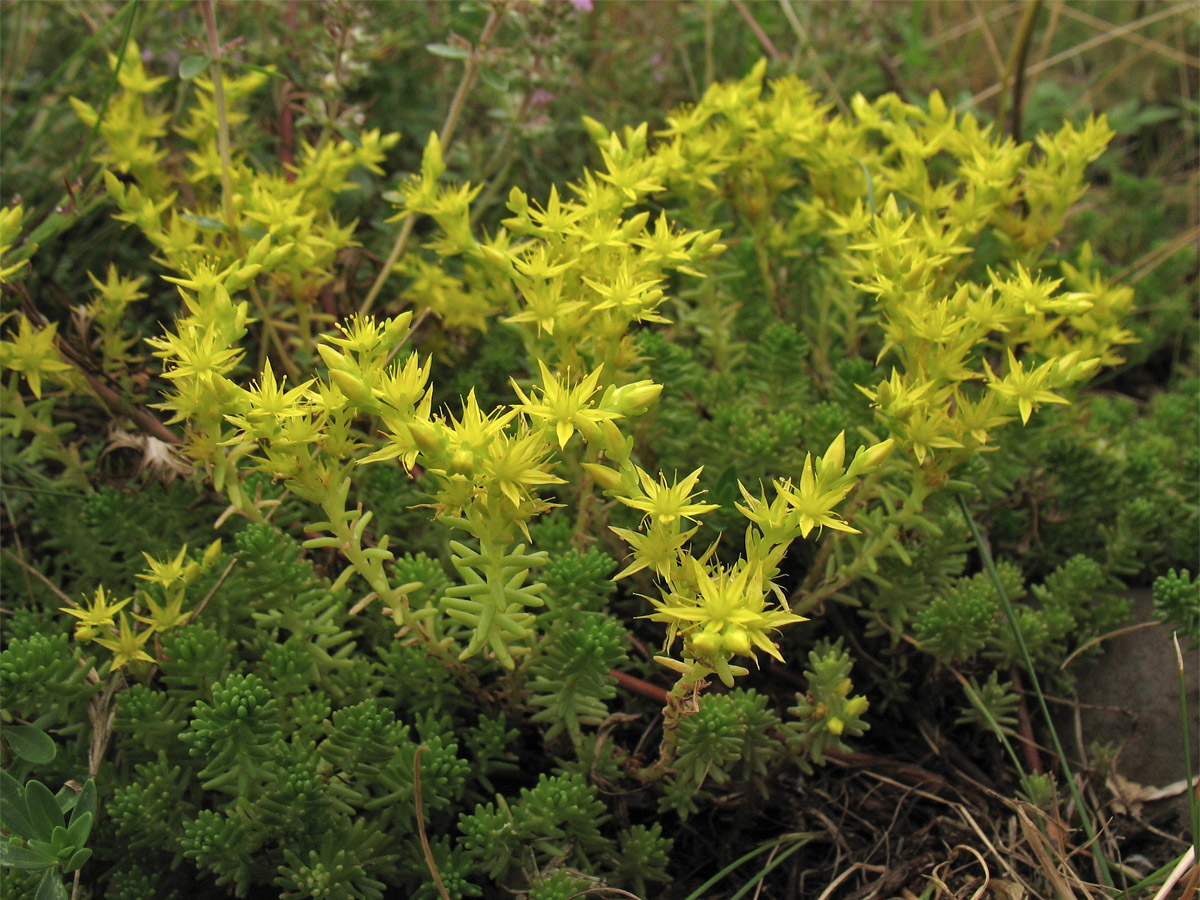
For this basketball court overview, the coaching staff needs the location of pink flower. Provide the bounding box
[570,0,594,11]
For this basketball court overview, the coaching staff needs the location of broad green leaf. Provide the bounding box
[35,869,68,900]
[0,839,55,870]
[63,847,91,874]
[3,726,56,764]
[68,781,96,830]
[425,42,469,60]
[178,54,211,80]
[65,812,92,847]
[479,68,508,92]
[22,781,63,842]
[0,771,36,840]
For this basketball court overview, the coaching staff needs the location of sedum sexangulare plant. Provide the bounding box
[2,13,1169,894]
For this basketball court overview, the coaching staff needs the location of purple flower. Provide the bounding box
[570,0,593,11]
[529,88,555,108]
[649,52,665,85]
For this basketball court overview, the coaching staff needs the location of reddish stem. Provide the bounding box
[1011,664,1044,775]
[610,668,669,705]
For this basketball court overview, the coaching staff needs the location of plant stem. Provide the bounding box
[200,0,237,239]
[66,0,139,189]
[360,5,505,316]
[636,659,714,783]
[995,0,1042,142]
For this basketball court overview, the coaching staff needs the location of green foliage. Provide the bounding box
[664,689,781,818]
[2,3,1193,895]
[459,772,611,886]
[527,613,625,745]
[957,673,1020,735]
[1153,569,1200,648]
[0,774,96,900]
[786,641,870,772]
[274,823,393,900]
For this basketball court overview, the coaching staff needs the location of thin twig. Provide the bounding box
[414,745,452,900]
[732,0,782,64]
[996,0,1042,142]
[1056,3,1200,68]
[200,0,236,236]
[610,667,669,705]
[962,3,1192,110]
[776,0,849,116]
[2,546,77,607]
[186,555,238,625]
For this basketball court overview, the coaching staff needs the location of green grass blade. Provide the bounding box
[681,832,819,900]
[958,494,1115,889]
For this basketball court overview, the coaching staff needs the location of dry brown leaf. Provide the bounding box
[1107,773,1192,817]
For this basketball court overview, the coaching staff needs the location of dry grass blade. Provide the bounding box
[1150,846,1196,900]
[923,2,1024,52]
[1114,225,1200,285]
[1059,620,1162,671]
[968,0,1008,80]
[1011,799,1116,900]
[776,0,849,115]
[1055,3,1200,68]
[814,862,874,900]
[963,3,1194,109]
[1015,809,1075,900]
[732,0,782,64]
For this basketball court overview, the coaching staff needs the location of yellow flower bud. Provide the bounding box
[202,539,223,569]
[724,627,752,656]
[408,418,443,455]
[450,448,474,474]
[690,631,721,659]
[849,438,895,476]
[599,419,632,464]
[844,696,869,719]
[610,380,663,415]
[582,463,625,493]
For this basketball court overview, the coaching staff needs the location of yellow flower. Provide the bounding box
[648,559,805,686]
[985,349,1070,424]
[480,429,564,508]
[782,460,859,540]
[0,315,75,399]
[60,586,131,642]
[136,545,197,591]
[133,594,191,634]
[93,612,156,670]
[0,206,29,284]
[619,466,718,528]
[510,362,619,449]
